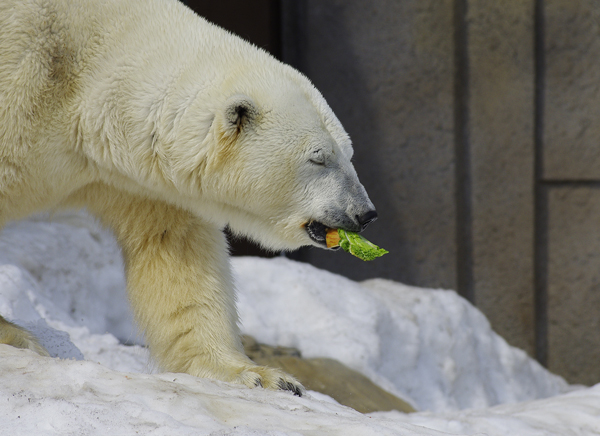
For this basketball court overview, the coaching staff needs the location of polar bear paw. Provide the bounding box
[236,365,304,397]
[0,317,50,357]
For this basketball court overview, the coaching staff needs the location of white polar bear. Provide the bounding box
[0,0,377,394]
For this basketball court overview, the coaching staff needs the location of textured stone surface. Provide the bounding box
[544,0,600,180]
[298,0,538,355]
[547,187,600,385]
[541,0,600,385]
[243,336,416,413]
[301,0,457,288]
[467,0,536,354]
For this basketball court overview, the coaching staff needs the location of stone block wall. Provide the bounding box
[543,0,600,386]
[288,0,600,385]
[296,0,458,290]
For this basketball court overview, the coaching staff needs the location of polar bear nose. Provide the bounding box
[357,210,378,231]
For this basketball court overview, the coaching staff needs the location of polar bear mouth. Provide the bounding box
[306,221,338,249]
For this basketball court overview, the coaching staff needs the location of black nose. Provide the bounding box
[357,210,378,231]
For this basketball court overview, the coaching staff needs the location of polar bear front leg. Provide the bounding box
[78,186,303,395]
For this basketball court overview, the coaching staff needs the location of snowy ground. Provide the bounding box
[0,211,599,435]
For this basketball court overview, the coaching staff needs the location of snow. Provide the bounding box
[235,258,569,412]
[0,211,599,435]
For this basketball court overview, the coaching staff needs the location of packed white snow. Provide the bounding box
[0,211,599,435]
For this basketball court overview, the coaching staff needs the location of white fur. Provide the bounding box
[0,0,374,392]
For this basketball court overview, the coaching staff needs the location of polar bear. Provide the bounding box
[0,0,377,395]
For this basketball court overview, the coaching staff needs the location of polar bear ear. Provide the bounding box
[223,95,259,136]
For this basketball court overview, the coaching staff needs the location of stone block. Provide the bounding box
[547,186,600,385]
[301,0,457,288]
[467,0,536,354]
[544,0,600,180]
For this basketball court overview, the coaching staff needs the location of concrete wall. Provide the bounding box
[289,0,600,385]
[299,0,458,290]
[466,0,536,356]
[543,0,600,385]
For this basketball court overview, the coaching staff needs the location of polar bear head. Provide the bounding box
[185,64,377,252]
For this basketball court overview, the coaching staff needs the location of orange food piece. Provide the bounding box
[326,228,340,248]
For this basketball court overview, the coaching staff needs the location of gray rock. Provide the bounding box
[242,335,415,413]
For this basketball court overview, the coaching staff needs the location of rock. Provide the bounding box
[242,335,415,413]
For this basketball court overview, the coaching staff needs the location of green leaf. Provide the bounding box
[338,229,388,261]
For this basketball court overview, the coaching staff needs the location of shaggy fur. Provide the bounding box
[0,0,375,394]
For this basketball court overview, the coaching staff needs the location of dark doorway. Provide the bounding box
[180,1,282,58]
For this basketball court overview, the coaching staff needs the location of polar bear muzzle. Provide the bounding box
[306,209,377,248]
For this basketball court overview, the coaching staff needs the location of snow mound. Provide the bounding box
[235,257,568,411]
[0,211,599,435]
[1,345,599,436]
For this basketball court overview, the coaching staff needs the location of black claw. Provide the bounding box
[278,379,303,397]
[254,377,263,388]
